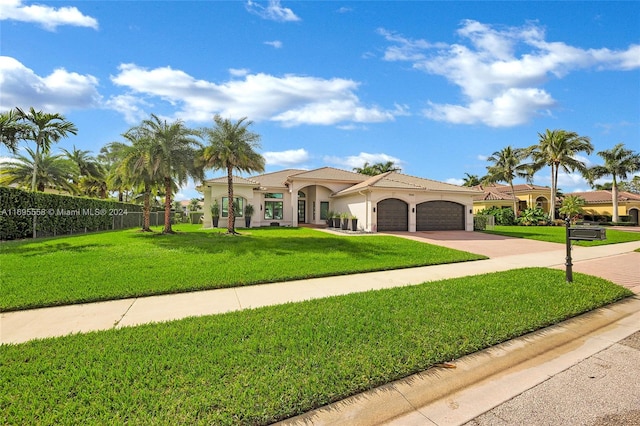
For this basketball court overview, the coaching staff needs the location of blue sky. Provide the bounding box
[1,0,638,200]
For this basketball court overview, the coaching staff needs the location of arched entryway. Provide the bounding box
[416,200,465,231]
[630,208,639,226]
[377,198,408,231]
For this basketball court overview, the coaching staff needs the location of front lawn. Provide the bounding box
[482,225,640,245]
[1,268,631,425]
[0,225,485,311]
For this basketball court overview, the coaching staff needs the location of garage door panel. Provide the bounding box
[377,199,408,231]
[417,201,464,231]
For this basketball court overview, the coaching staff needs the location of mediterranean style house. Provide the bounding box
[569,190,640,223]
[199,167,480,232]
[472,183,552,214]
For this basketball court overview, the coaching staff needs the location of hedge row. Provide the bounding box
[0,187,164,240]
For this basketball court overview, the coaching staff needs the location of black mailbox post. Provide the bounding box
[565,218,607,282]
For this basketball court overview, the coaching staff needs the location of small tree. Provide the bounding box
[559,195,585,224]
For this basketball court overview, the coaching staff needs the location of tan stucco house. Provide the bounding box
[473,183,552,214]
[199,167,480,232]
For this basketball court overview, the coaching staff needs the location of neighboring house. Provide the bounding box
[569,190,640,224]
[473,183,552,214]
[199,167,480,232]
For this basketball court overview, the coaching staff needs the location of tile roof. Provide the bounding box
[203,176,261,186]
[569,190,640,204]
[473,191,518,201]
[474,183,551,193]
[335,172,481,196]
[287,167,367,182]
[249,169,306,188]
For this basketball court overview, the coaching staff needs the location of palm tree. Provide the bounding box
[99,141,131,202]
[462,173,481,187]
[0,109,29,153]
[15,107,78,192]
[199,115,265,234]
[136,114,203,234]
[62,146,107,198]
[0,147,77,193]
[115,131,162,232]
[483,146,530,214]
[588,143,640,222]
[353,161,401,176]
[528,129,593,220]
[559,195,585,224]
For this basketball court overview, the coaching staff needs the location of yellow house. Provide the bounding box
[472,184,552,214]
[570,190,640,224]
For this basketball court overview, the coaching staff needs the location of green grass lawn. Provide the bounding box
[1,268,631,425]
[482,225,640,245]
[0,225,485,311]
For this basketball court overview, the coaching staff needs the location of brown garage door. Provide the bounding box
[377,198,408,231]
[417,201,465,231]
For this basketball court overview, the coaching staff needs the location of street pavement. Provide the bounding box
[2,230,639,425]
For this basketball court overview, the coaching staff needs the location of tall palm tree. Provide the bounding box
[15,107,78,192]
[588,143,640,222]
[136,114,203,234]
[0,147,77,193]
[199,115,265,234]
[483,146,530,214]
[116,131,162,232]
[529,129,593,220]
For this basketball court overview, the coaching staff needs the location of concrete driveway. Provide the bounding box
[384,230,563,258]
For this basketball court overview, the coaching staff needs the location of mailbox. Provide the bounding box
[568,227,607,241]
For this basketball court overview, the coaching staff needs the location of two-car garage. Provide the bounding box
[376,198,466,231]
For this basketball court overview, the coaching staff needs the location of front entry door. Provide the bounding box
[298,200,306,223]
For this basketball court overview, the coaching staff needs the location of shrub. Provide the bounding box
[517,207,549,226]
[477,206,516,226]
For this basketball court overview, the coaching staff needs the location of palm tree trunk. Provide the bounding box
[550,163,558,221]
[142,185,151,232]
[31,143,40,192]
[612,176,619,223]
[227,165,235,234]
[163,177,173,234]
[507,181,517,216]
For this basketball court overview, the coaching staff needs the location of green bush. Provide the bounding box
[477,206,516,225]
[0,187,156,240]
[517,207,549,226]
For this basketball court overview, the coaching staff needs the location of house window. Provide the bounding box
[264,201,283,220]
[222,197,243,217]
[263,192,283,199]
[320,202,329,220]
[298,191,306,198]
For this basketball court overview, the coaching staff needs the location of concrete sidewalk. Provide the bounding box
[1,234,639,426]
[2,240,638,344]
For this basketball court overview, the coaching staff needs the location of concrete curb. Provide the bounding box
[276,296,640,426]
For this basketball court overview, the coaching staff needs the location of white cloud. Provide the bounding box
[110,63,400,126]
[0,56,101,112]
[245,0,300,22]
[263,149,310,167]
[477,154,489,161]
[446,178,464,186]
[0,0,98,30]
[229,68,250,77]
[324,152,403,170]
[264,40,283,49]
[380,20,639,127]
[104,94,151,124]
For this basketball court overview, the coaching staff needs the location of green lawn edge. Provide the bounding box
[1,267,633,425]
[482,225,640,245]
[0,225,486,311]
